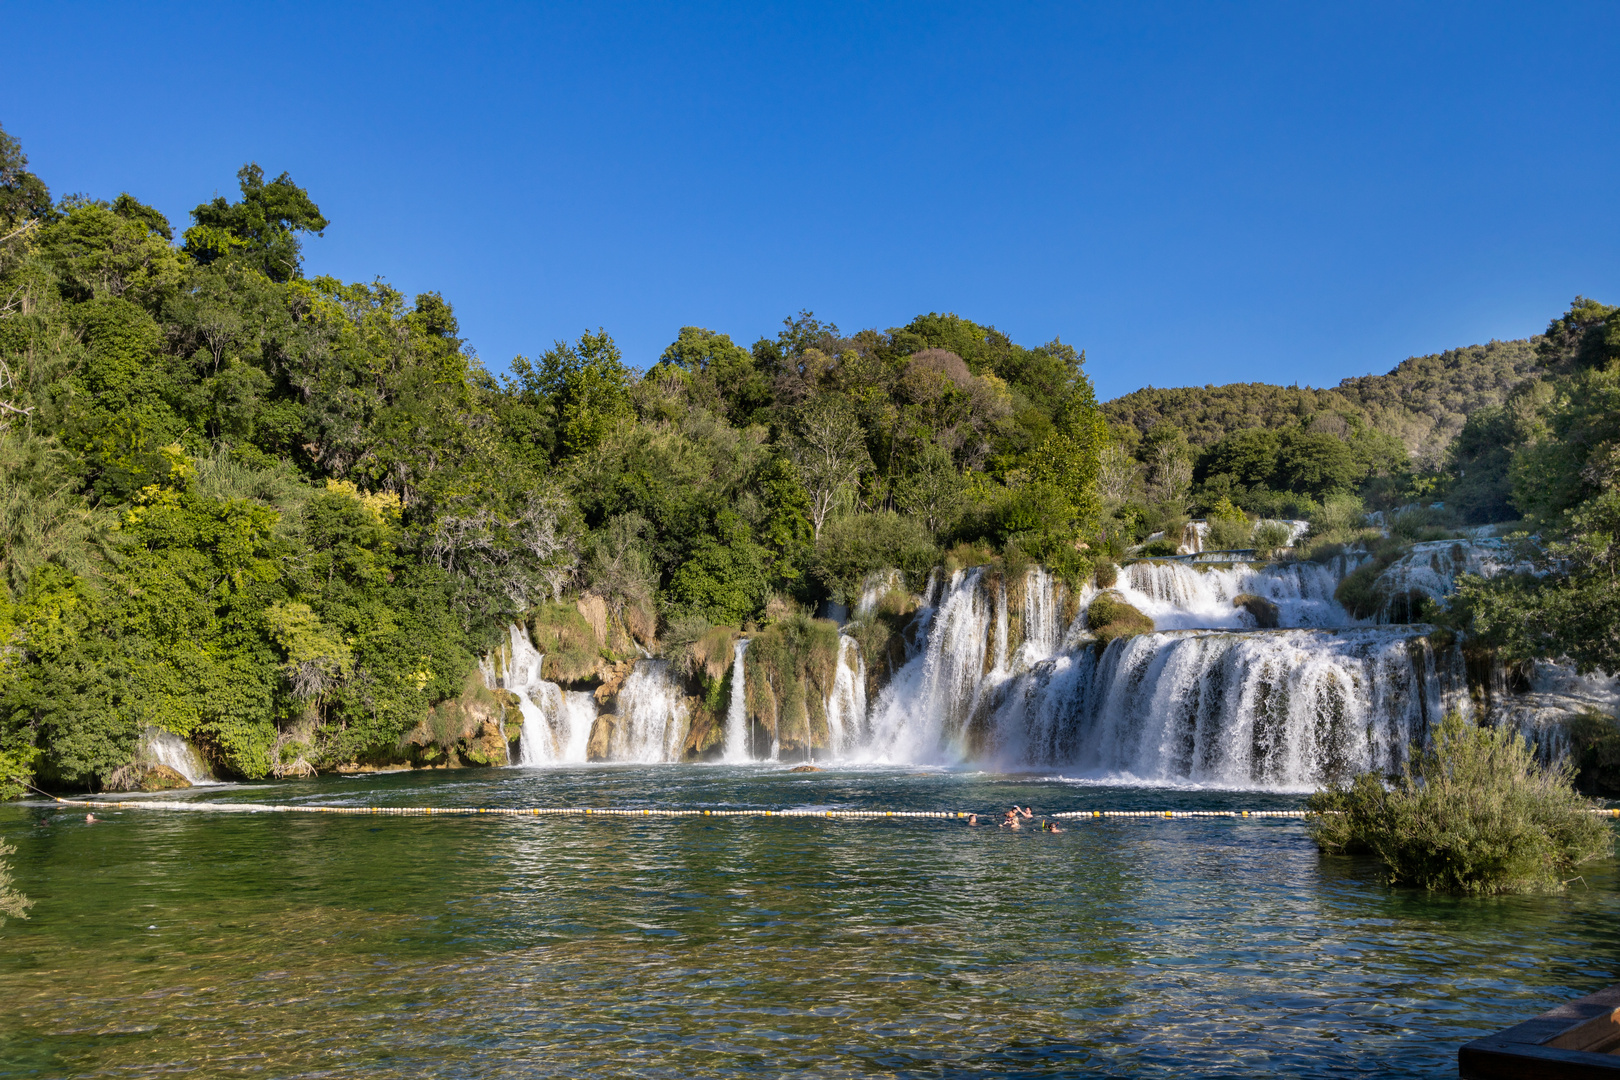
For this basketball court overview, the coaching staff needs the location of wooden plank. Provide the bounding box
[1460,986,1620,1079]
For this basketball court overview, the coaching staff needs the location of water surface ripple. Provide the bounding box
[1,766,1614,1078]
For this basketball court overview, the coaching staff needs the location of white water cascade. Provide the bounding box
[723,639,752,763]
[854,559,1473,787]
[483,624,596,766]
[863,568,1007,763]
[980,627,1462,787]
[1370,539,1534,622]
[824,635,867,756]
[470,540,1575,786]
[1117,557,1359,630]
[141,727,216,785]
[614,660,689,763]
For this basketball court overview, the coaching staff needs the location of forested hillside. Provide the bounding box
[1104,338,1542,470]
[0,125,1109,792]
[0,117,1610,796]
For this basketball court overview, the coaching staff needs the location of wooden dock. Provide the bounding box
[1460,984,1620,1078]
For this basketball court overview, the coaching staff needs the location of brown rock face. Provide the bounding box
[788,764,822,773]
[586,716,617,762]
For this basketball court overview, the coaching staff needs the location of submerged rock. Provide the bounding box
[788,764,822,773]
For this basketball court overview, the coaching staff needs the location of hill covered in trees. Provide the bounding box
[0,117,1613,796]
[1104,338,1542,471]
[0,125,1110,791]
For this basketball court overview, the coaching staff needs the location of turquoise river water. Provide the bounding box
[0,765,1615,1078]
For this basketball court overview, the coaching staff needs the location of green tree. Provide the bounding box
[184,163,328,282]
[537,329,632,461]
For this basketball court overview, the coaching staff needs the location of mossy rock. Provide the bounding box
[140,764,191,792]
[1086,592,1155,644]
[529,602,601,684]
[1233,593,1279,629]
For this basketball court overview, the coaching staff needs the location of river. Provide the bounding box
[1,764,1615,1078]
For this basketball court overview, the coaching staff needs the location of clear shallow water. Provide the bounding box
[1,765,1615,1078]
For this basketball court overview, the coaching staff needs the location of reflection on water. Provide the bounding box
[0,766,1615,1078]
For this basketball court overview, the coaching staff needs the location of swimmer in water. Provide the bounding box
[85,814,96,823]
[967,814,979,826]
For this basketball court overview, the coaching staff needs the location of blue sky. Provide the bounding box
[6,2,1618,400]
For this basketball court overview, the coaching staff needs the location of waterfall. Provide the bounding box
[1489,660,1620,761]
[824,634,867,755]
[1371,539,1533,622]
[977,627,1463,788]
[723,639,752,763]
[862,569,1000,763]
[854,568,905,618]
[141,727,215,785]
[1018,566,1065,668]
[483,623,597,766]
[614,659,689,763]
[1118,557,1358,629]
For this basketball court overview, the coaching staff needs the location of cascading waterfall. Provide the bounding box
[614,660,689,763]
[483,624,596,766]
[824,635,866,756]
[862,568,1002,763]
[723,639,752,763]
[1371,539,1533,622]
[978,626,1463,787]
[141,727,215,785]
[470,543,1559,787]
[1119,557,1359,629]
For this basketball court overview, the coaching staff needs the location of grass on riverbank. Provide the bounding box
[1307,712,1613,894]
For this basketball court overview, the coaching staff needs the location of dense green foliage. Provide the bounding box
[1308,712,1612,894]
[0,125,1109,791]
[1104,338,1542,473]
[1449,298,1620,675]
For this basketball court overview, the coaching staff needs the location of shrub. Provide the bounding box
[1138,539,1179,557]
[0,839,29,924]
[1205,515,1253,550]
[1307,712,1613,894]
[1093,560,1118,589]
[1310,493,1366,540]
[1086,592,1155,644]
[1251,520,1293,555]
[813,510,938,604]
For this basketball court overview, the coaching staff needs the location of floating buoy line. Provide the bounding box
[39,797,1620,821]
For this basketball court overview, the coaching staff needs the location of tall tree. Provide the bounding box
[184,163,328,282]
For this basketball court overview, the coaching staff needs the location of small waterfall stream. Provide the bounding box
[724,639,752,763]
[484,624,597,766]
[142,727,216,785]
[615,660,689,763]
[824,635,866,756]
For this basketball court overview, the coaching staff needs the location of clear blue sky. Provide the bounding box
[6,2,1618,400]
